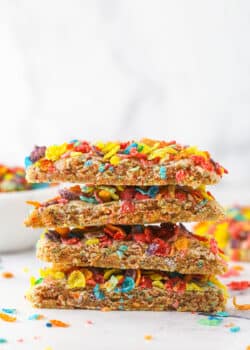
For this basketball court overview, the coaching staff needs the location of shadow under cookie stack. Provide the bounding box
[25,139,228,312]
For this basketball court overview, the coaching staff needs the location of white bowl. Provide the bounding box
[0,186,59,253]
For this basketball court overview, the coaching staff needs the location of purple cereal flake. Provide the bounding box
[45,231,61,242]
[59,188,80,200]
[125,270,136,279]
[30,146,46,163]
[146,243,159,255]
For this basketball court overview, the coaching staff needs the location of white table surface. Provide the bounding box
[0,250,250,350]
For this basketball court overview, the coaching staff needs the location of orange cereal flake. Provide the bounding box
[1,272,14,278]
[50,319,70,327]
[0,313,16,322]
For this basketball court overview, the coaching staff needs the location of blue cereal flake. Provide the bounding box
[28,314,42,320]
[84,160,93,167]
[46,322,52,327]
[0,338,7,344]
[148,186,159,198]
[80,196,98,204]
[117,245,128,258]
[69,139,79,144]
[123,142,138,154]
[197,199,208,208]
[93,284,105,300]
[216,311,229,317]
[24,156,33,168]
[136,186,159,198]
[121,277,135,293]
[98,164,106,173]
[159,166,167,179]
[230,326,240,333]
[1,308,16,314]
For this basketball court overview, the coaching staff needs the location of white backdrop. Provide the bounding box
[0,0,250,202]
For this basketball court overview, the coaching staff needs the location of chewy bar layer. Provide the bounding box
[26,267,227,312]
[25,185,225,227]
[37,224,227,275]
[25,139,227,187]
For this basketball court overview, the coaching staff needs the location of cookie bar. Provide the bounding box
[194,206,250,262]
[36,224,227,275]
[25,139,227,187]
[26,267,227,312]
[25,185,225,227]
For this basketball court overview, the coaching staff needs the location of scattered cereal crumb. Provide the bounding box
[232,265,244,271]
[44,347,53,350]
[33,336,41,340]
[144,335,153,341]
[50,319,70,327]
[22,267,30,273]
[216,311,229,317]
[230,326,240,333]
[0,338,7,344]
[1,272,14,278]
[85,320,94,325]
[28,314,44,320]
[233,296,250,310]
[17,338,24,343]
[1,308,16,314]
[198,317,222,326]
[46,322,52,327]
[0,312,16,322]
[225,322,235,328]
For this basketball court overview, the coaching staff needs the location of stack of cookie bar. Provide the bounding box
[25,139,228,312]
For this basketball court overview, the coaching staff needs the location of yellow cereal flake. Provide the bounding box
[104,269,120,281]
[152,280,164,289]
[182,146,208,159]
[103,145,120,160]
[150,273,163,281]
[39,268,65,280]
[85,238,100,246]
[186,282,202,291]
[110,155,121,165]
[67,270,86,289]
[45,143,67,161]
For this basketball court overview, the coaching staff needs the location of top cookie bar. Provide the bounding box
[25,139,227,187]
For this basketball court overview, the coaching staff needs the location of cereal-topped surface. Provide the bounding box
[30,265,227,297]
[0,165,48,192]
[26,184,214,208]
[42,223,226,260]
[25,139,227,176]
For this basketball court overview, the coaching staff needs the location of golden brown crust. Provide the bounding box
[36,232,227,275]
[25,197,225,228]
[26,156,222,187]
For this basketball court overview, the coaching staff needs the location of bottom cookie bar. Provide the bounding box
[27,267,227,312]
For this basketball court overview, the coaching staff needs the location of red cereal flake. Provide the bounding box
[120,200,135,213]
[175,169,186,183]
[227,281,250,291]
[139,276,152,289]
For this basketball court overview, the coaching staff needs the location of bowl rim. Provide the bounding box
[0,185,59,199]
